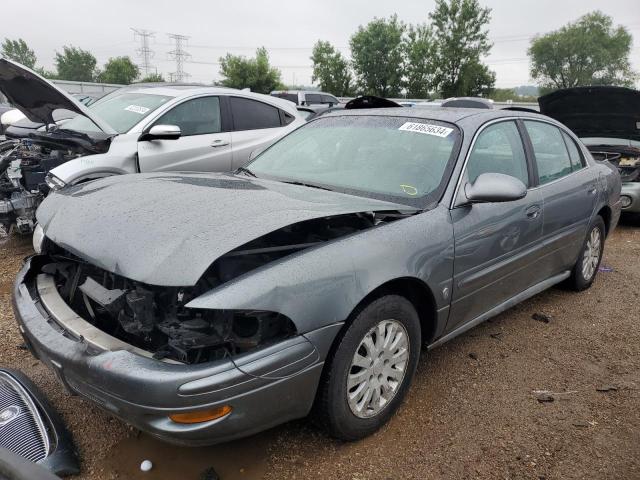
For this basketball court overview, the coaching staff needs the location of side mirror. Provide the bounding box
[465,172,527,203]
[140,124,181,141]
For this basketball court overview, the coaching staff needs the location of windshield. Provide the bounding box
[248,115,461,207]
[62,92,173,134]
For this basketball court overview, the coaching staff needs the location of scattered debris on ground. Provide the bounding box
[532,312,552,323]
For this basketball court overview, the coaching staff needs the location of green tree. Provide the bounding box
[1,38,37,69]
[99,56,140,84]
[528,11,635,88]
[429,0,495,97]
[350,15,405,97]
[139,72,165,83]
[311,41,353,96]
[219,47,283,94]
[457,60,495,96]
[55,46,97,81]
[403,24,437,98]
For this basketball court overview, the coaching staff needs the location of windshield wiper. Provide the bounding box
[236,167,257,178]
[281,180,333,191]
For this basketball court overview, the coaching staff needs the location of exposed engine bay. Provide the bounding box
[0,139,80,239]
[587,144,640,183]
[39,212,401,364]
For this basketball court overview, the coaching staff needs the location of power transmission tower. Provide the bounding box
[167,33,191,82]
[131,28,155,77]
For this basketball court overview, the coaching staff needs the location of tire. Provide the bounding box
[314,295,421,441]
[567,215,606,291]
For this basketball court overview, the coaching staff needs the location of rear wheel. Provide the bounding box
[568,215,605,291]
[314,295,421,441]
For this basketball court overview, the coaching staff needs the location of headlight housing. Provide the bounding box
[45,173,67,191]
[32,224,45,253]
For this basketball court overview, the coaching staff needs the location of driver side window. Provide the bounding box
[466,121,529,187]
[153,96,221,136]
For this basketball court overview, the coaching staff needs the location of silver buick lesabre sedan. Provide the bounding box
[13,107,621,445]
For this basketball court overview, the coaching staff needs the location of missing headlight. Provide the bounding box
[41,251,296,365]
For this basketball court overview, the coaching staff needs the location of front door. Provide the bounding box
[448,120,544,332]
[138,96,233,172]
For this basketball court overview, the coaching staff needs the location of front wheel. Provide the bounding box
[568,215,606,291]
[314,295,421,441]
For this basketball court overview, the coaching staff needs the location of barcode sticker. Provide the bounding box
[125,105,150,114]
[398,122,453,137]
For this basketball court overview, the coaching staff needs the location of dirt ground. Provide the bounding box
[1,217,639,480]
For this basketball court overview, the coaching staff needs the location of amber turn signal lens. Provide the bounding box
[169,405,232,424]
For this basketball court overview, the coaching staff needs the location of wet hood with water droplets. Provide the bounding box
[37,172,412,286]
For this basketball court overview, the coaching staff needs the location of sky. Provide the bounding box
[2,0,639,88]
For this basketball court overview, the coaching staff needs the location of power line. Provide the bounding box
[167,33,191,82]
[131,28,155,76]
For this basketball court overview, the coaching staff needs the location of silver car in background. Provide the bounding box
[0,59,304,237]
[47,85,304,186]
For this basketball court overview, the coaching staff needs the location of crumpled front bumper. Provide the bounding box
[12,256,336,446]
[621,182,640,213]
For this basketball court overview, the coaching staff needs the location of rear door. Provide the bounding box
[137,95,233,172]
[522,120,598,275]
[228,96,295,169]
[448,120,544,332]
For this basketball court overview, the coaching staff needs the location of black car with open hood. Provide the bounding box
[538,86,640,142]
[539,86,640,213]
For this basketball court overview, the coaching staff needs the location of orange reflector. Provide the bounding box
[169,405,232,424]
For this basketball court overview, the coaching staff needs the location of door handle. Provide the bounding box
[588,183,598,195]
[211,139,230,148]
[526,205,541,219]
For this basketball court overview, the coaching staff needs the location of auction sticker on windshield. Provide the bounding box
[125,105,150,115]
[399,122,453,137]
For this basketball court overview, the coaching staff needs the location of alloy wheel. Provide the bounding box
[346,319,410,418]
[582,227,602,281]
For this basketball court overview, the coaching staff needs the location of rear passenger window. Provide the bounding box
[321,95,338,105]
[562,131,584,170]
[524,121,574,184]
[154,96,221,136]
[466,121,529,187]
[230,97,282,130]
[305,94,323,105]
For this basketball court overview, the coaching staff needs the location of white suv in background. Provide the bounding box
[48,85,305,186]
[1,60,305,188]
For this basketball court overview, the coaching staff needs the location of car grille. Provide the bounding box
[0,371,50,464]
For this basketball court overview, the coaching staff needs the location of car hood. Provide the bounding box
[0,59,116,134]
[37,172,414,286]
[538,86,640,142]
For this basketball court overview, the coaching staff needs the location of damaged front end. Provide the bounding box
[588,144,640,183]
[41,247,296,365]
[0,135,109,240]
[37,212,397,365]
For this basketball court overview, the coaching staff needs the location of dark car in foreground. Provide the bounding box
[13,107,621,445]
[539,86,640,215]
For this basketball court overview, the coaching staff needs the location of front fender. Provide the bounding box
[187,205,455,335]
[50,137,138,184]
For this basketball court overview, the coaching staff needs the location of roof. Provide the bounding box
[101,85,299,114]
[271,90,337,96]
[321,106,545,124]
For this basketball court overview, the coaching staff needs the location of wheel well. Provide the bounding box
[346,277,438,345]
[596,206,612,237]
